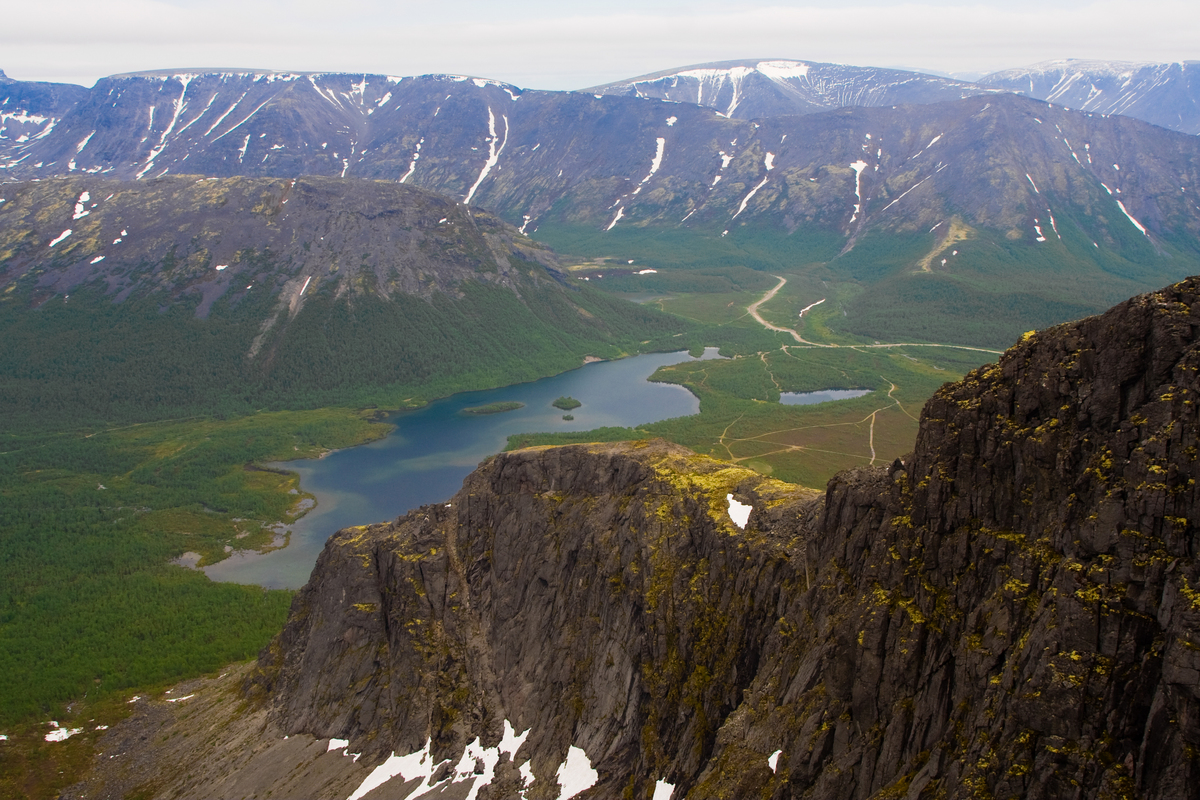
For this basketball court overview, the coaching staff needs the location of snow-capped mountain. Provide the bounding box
[979,60,1200,135]
[586,59,1000,119]
[3,70,1200,252]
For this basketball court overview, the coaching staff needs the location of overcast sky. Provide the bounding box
[4,0,1198,89]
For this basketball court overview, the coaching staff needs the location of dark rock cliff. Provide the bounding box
[85,277,1198,799]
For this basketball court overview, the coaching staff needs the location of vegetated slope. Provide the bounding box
[980,59,1200,135]
[6,70,1200,344]
[585,58,1000,119]
[0,69,89,164]
[0,175,688,427]
[73,276,1200,799]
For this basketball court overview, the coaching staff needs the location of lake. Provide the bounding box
[204,349,721,589]
[780,389,872,405]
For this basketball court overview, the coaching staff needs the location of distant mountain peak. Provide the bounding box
[979,59,1200,134]
[588,58,998,119]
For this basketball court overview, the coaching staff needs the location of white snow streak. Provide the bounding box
[299,276,312,296]
[799,298,825,316]
[731,151,775,219]
[463,108,508,205]
[90,256,105,264]
[137,75,193,179]
[1116,200,1148,235]
[75,131,95,154]
[204,91,250,136]
[632,137,666,195]
[237,135,250,163]
[1026,174,1040,194]
[768,750,783,772]
[211,98,272,142]
[652,779,676,800]
[881,177,928,213]
[49,229,72,247]
[606,207,625,231]
[400,137,423,183]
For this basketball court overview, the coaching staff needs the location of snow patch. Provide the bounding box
[73,191,90,220]
[164,694,194,703]
[346,738,434,800]
[848,160,868,224]
[49,229,72,247]
[652,779,676,800]
[45,722,83,743]
[1026,174,1040,194]
[637,269,658,274]
[757,60,810,81]
[500,720,530,758]
[665,116,677,126]
[556,746,598,800]
[727,494,752,528]
[90,256,105,264]
[215,264,228,271]
[606,207,625,231]
[768,749,782,772]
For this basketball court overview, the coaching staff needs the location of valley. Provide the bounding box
[2,55,1200,799]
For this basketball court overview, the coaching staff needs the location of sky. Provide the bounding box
[3,0,1199,90]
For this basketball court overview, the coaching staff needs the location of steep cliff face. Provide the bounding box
[690,276,1200,800]
[244,278,1199,800]
[74,278,1200,799]
[250,442,815,799]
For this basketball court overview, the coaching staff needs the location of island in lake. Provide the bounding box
[552,396,582,411]
[461,401,525,415]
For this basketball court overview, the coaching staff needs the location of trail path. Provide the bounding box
[746,276,829,346]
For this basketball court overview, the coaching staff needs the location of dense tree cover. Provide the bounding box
[0,268,702,431]
[0,410,387,724]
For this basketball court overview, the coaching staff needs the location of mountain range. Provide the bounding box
[3,66,1200,347]
[979,59,1200,135]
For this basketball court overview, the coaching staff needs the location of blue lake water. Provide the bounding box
[204,349,721,589]
[780,389,872,405]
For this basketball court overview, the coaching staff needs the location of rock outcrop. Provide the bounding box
[71,277,1200,798]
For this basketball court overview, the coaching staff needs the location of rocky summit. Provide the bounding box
[69,277,1200,798]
